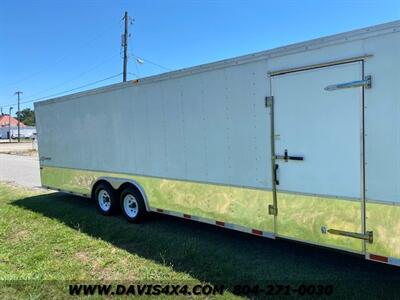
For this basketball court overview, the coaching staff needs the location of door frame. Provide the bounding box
[267,56,370,251]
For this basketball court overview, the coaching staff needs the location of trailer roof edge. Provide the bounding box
[34,20,400,108]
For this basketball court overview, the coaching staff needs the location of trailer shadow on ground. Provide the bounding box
[13,192,400,299]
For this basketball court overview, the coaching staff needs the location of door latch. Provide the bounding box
[327,228,373,244]
[275,149,304,162]
[324,75,372,91]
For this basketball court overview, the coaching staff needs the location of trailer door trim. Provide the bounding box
[269,60,369,251]
[268,54,372,76]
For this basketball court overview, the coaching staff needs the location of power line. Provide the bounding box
[127,72,139,78]
[0,18,123,89]
[130,54,172,71]
[1,73,122,109]
[1,45,122,107]
[24,73,123,103]
[23,53,120,100]
[1,54,171,109]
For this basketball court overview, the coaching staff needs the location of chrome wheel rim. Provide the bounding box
[123,194,138,218]
[98,189,111,211]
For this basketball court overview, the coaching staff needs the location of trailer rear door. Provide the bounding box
[270,61,367,252]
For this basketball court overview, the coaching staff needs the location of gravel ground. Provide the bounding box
[0,153,41,188]
[0,140,37,154]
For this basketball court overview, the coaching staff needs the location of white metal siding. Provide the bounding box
[364,32,400,203]
[35,60,272,189]
[271,62,362,198]
[35,23,400,203]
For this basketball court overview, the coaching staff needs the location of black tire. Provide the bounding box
[94,183,118,215]
[120,186,147,223]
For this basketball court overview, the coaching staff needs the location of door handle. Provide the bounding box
[274,164,279,185]
[275,149,304,162]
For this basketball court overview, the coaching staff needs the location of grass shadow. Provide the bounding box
[12,192,400,298]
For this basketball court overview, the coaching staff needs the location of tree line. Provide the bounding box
[16,108,35,126]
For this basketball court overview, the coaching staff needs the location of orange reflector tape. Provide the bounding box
[369,254,389,263]
[252,229,263,236]
[150,207,275,240]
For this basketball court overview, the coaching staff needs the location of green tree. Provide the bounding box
[16,108,35,126]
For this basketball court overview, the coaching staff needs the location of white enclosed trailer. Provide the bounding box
[35,21,400,266]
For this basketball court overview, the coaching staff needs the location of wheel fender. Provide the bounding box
[92,176,150,211]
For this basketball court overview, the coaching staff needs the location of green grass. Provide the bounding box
[0,183,399,299]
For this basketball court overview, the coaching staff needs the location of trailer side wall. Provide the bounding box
[35,23,400,264]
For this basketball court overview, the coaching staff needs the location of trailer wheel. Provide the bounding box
[120,187,146,223]
[94,183,118,215]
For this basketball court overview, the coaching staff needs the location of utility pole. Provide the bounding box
[122,11,128,82]
[8,107,13,143]
[15,91,22,142]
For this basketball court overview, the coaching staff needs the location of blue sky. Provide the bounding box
[0,0,399,113]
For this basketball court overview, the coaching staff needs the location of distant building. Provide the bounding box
[0,114,35,139]
[0,114,27,128]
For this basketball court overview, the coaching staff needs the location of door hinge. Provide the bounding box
[265,96,273,108]
[326,228,373,243]
[268,204,277,216]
